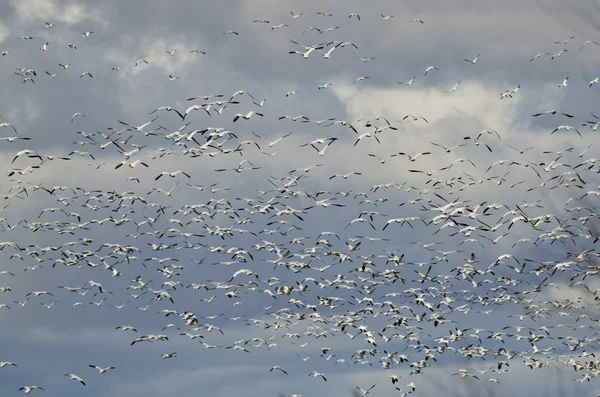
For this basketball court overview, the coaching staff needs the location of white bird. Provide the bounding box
[356,385,376,395]
[19,386,43,394]
[529,52,550,62]
[82,31,94,37]
[353,76,370,84]
[0,122,17,134]
[40,42,49,51]
[551,125,581,138]
[397,151,431,162]
[551,49,567,60]
[26,291,53,297]
[288,39,324,59]
[40,301,56,309]
[581,40,600,50]
[559,76,569,87]
[555,35,574,44]
[13,149,42,163]
[309,371,327,381]
[150,106,184,119]
[464,54,480,64]
[233,111,263,122]
[424,66,438,76]
[354,132,380,146]
[269,132,292,147]
[115,160,149,170]
[532,110,573,118]
[64,373,86,385]
[118,116,158,132]
[319,43,341,59]
[89,365,116,374]
[71,112,86,122]
[445,81,460,93]
[398,76,416,85]
[152,171,190,183]
[270,365,288,374]
[381,14,394,20]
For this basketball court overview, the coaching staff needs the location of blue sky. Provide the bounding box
[1,0,600,396]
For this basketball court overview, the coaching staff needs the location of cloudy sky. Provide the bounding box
[1,0,600,396]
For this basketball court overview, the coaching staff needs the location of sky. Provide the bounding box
[1,0,600,396]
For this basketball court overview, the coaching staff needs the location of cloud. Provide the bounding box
[0,23,9,44]
[9,0,110,27]
[1,2,600,397]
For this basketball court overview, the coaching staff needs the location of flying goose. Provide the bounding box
[89,365,116,374]
[445,81,460,92]
[0,122,18,134]
[118,116,158,132]
[155,170,191,181]
[309,371,327,381]
[233,111,263,122]
[65,373,86,385]
[464,54,480,64]
[581,40,600,49]
[558,76,569,87]
[19,386,43,394]
[555,35,574,44]
[270,365,288,374]
[532,110,573,118]
[398,76,416,85]
[424,66,438,76]
[150,106,184,119]
[356,384,376,394]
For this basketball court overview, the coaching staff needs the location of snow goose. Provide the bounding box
[64,374,86,385]
[233,111,263,122]
[89,365,115,374]
[19,386,43,394]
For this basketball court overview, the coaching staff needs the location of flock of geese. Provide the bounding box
[2,6,600,397]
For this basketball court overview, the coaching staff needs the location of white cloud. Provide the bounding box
[0,23,9,44]
[10,0,110,27]
[332,79,522,131]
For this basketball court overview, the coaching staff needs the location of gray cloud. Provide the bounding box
[1,1,600,396]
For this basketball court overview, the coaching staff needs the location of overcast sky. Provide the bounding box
[1,1,600,396]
